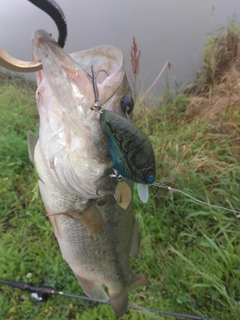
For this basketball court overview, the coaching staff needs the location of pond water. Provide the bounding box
[1,0,240,94]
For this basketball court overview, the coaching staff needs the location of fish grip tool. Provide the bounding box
[0,0,67,72]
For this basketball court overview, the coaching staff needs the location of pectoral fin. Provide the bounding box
[129,218,141,259]
[79,205,105,236]
[27,130,38,163]
[47,204,105,237]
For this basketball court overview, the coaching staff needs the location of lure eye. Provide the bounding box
[147,174,155,183]
[121,95,134,115]
[138,167,155,184]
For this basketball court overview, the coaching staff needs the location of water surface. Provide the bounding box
[1,0,239,93]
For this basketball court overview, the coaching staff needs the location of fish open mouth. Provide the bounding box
[31,29,125,114]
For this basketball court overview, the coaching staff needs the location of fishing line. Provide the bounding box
[151,182,240,215]
[0,279,218,320]
[88,66,239,215]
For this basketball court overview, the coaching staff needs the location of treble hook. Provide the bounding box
[109,169,123,203]
[0,0,67,73]
[90,65,104,113]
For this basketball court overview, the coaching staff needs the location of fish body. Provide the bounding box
[31,30,149,316]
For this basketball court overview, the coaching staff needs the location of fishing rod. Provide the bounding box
[0,279,218,320]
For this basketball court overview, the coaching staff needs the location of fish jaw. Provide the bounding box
[31,30,129,198]
[31,29,127,115]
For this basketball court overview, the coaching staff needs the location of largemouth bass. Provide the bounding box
[31,29,149,316]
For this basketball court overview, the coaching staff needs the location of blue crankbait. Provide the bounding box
[100,110,156,184]
[90,66,155,203]
[91,67,240,210]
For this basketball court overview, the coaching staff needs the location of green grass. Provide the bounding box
[0,59,240,320]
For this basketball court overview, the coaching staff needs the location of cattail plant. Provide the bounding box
[129,36,141,99]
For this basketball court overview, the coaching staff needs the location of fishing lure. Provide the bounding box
[100,109,155,184]
[100,110,154,203]
[90,66,155,203]
[90,67,240,212]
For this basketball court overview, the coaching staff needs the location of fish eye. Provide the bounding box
[121,95,134,115]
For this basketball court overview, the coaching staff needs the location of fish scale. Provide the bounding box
[55,196,133,290]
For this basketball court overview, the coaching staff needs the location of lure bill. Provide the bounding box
[137,183,149,203]
[31,29,149,317]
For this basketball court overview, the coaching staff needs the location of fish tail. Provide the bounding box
[109,274,150,316]
[109,290,128,317]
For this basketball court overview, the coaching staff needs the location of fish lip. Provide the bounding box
[31,30,59,64]
[32,29,54,45]
[31,29,66,86]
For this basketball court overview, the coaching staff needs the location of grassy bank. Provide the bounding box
[0,26,240,319]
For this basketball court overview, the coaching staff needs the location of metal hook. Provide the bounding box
[109,169,123,203]
[91,66,101,104]
[96,169,122,203]
[90,65,103,112]
[90,66,108,113]
[96,69,108,78]
[87,69,108,81]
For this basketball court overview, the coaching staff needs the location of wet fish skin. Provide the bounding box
[31,29,149,316]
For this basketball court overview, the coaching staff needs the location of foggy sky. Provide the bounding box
[1,0,239,92]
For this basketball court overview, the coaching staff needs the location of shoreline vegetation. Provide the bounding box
[0,24,240,319]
